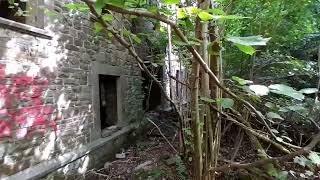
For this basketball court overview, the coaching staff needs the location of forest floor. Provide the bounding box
[83,111,183,180]
[80,110,317,179]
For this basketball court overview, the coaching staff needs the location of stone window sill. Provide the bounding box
[0,17,52,39]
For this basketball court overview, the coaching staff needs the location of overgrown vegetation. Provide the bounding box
[36,0,320,179]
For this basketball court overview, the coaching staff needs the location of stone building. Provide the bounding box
[0,0,144,179]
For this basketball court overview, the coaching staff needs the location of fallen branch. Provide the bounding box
[168,74,191,89]
[209,132,320,172]
[210,105,291,154]
[146,118,178,154]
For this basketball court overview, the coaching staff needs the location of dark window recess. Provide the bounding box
[99,75,118,129]
[0,0,27,24]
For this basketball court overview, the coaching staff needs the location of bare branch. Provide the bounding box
[209,132,320,172]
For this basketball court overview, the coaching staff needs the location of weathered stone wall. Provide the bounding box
[0,1,144,178]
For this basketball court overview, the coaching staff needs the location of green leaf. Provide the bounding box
[249,85,269,96]
[148,6,158,13]
[94,22,103,33]
[308,152,320,165]
[267,112,284,120]
[268,84,305,100]
[299,88,318,94]
[198,11,214,21]
[200,97,215,103]
[235,44,255,55]
[280,105,306,112]
[107,0,125,7]
[64,3,89,12]
[265,102,276,109]
[267,165,278,177]
[159,8,174,16]
[95,0,106,15]
[232,76,253,85]
[186,7,201,14]
[227,35,271,46]
[102,14,114,21]
[177,8,188,19]
[277,171,289,180]
[132,34,142,44]
[163,0,180,5]
[216,98,234,109]
[294,156,309,167]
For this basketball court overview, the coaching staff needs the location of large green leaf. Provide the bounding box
[268,84,305,100]
[216,98,234,109]
[198,11,214,21]
[227,35,271,46]
[235,44,255,55]
[299,88,318,94]
[177,8,188,19]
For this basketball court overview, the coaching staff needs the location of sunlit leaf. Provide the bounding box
[198,11,214,21]
[235,44,256,55]
[249,85,269,96]
[309,152,320,165]
[232,76,253,85]
[163,0,180,5]
[186,7,201,14]
[299,88,318,94]
[177,8,188,19]
[64,3,89,12]
[267,112,284,120]
[227,35,271,46]
[268,84,305,100]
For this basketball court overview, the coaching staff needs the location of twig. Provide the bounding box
[146,118,178,153]
[231,129,244,162]
[168,74,191,89]
[211,105,292,154]
[209,132,320,172]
